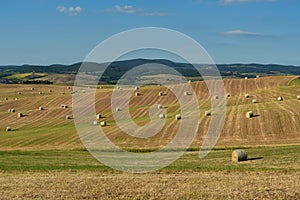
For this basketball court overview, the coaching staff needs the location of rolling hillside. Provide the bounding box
[1,59,300,84]
[0,76,299,150]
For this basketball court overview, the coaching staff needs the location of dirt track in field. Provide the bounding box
[0,76,299,150]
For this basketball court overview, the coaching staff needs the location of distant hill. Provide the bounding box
[0,59,299,84]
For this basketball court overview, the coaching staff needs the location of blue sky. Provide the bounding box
[0,0,300,65]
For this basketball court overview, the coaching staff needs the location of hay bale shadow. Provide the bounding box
[247,157,263,161]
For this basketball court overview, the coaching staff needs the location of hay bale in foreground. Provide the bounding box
[18,112,23,118]
[6,127,11,131]
[39,106,44,111]
[175,114,181,120]
[158,92,163,96]
[4,97,8,101]
[205,111,211,116]
[232,150,248,162]
[66,115,72,119]
[252,99,257,104]
[277,96,283,101]
[246,111,254,118]
[135,92,140,96]
[297,95,300,100]
[38,92,43,95]
[100,121,106,127]
[245,94,250,98]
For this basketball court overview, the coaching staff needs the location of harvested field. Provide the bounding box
[0,171,299,200]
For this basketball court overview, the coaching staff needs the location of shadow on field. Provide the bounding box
[247,157,263,161]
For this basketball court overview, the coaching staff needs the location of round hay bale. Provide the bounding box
[245,94,250,98]
[31,87,35,90]
[8,108,15,113]
[17,92,21,95]
[66,115,72,119]
[39,92,43,95]
[96,114,102,119]
[39,106,44,111]
[159,113,165,119]
[49,89,53,93]
[246,111,254,118]
[18,112,23,118]
[15,98,18,100]
[226,93,230,98]
[93,121,99,126]
[67,86,71,89]
[277,96,283,101]
[4,97,8,101]
[188,80,192,83]
[205,111,211,116]
[100,121,107,127]
[158,104,163,109]
[214,95,219,100]
[135,92,140,96]
[115,107,121,112]
[232,150,248,162]
[184,91,189,96]
[158,92,163,96]
[297,95,300,100]
[256,75,260,78]
[135,86,139,90]
[175,114,181,120]
[244,77,248,80]
[252,99,257,104]
[6,127,11,132]
[62,105,68,109]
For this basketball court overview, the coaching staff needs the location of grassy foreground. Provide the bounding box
[0,145,299,172]
[0,145,299,199]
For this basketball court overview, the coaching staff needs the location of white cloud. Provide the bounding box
[221,0,277,4]
[56,6,83,16]
[221,30,262,36]
[108,5,171,16]
[114,5,142,14]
